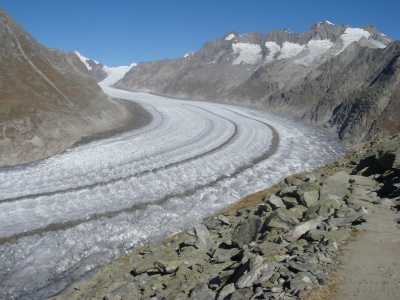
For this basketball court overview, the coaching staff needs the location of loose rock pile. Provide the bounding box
[59,135,400,300]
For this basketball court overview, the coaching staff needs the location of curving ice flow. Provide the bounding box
[0,87,348,299]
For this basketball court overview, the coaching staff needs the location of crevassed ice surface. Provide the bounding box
[0,87,348,299]
[232,43,262,65]
[294,39,333,67]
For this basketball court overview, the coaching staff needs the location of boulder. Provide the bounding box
[235,262,276,289]
[267,194,286,209]
[194,224,214,250]
[284,218,322,242]
[265,208,299,231]
[232,217,262,248]
[217,283,236,300]
[306,198,344,217]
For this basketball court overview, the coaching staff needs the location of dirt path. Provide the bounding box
[334,201,400,299]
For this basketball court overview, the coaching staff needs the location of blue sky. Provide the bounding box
[1,0,399,67]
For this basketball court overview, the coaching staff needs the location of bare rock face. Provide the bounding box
[0,7,132,166]
[115,21,397,145]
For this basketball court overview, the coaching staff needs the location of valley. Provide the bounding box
[0,88,347,299]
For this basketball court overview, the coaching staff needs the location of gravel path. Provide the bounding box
[334,202,400,299]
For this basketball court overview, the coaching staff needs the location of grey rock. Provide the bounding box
[290,276,313,290]
[217,283,236,300]
[218,215,231,225]
[265,208,300,231]
[298,190,320,208]
[232,217,262,248]
[235,262,276,289]
[194,224,214,250]
[282,196,299,209]
[267,194,286,209]
[284,218,322,242]
[323,171,350,186]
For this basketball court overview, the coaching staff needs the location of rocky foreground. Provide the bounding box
[58,135,400,300]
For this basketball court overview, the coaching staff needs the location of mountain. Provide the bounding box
[0,7,132,167]
[114,21,398,146]
[75,51,136,86]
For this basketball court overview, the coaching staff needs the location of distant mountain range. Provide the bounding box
[111,21,399,146]
[0,7,132,166]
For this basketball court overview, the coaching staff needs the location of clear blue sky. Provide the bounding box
[1,0,399,67]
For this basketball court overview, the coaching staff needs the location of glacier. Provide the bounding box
[0,87,348,299]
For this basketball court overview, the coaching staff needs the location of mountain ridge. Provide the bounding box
[0,7,132,166]
[113,22,398,146]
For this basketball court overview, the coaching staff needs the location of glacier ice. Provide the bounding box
[0,87,348,298]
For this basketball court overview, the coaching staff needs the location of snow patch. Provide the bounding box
[369,40,387,49]
[324,20,334,25]
[336,28,371,55]
[264,41,281,64]
[232,43,262,65]
[225,33,235,40]
[294,39,333,67]
[277,42,305,60]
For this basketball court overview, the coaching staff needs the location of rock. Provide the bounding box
[232,217,262,248]
[190,282,215,299]
[235,262,276,289]
[298,190,319,208]
[289,262,311,272]
[280,185,298,196]
[194,224,214,250]
[212,248,240,263]
[104,282,140,300]
[204,218,222,230]
[249,255,265,270]
[218,215,231,225]
[288,205,308,219]
[217,283,236,300]
[253,267,275,285]
[306,198,344,217]
[284,218,322,242]
[324,171,350,186]
[282,196,299,209]
[349,175,377,187]
[265,208,299,231]
[251,242,283,257]
[131,252,178,275]
[306,229,326,241]
[290,275,313,290]
[230,288,253,300]
[267,194,286,210]
[154,259,182,274]
[305,174,317,182]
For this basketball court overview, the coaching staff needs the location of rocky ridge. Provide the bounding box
[0,7,132,166]
[57,135,400,299]
[114,22,399,146]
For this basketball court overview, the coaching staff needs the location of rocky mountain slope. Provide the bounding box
[0,7,132,166]
[75,51,136,87]
[58,134,400,300]
[114,22,399,146]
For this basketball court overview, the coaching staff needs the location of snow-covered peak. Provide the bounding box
[75,51,98,70]
[324,20,334,25]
